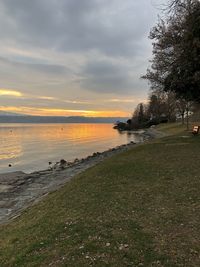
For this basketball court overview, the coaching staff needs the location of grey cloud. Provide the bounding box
[0,94,96,110]
[0,0,156,57]
[79,60,143,94]
[0,57,67,75]
[0,56,75,98]
[0,94,138,112]
[26,63,67,75]
[0,0,164,113]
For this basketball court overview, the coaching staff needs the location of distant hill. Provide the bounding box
[0,111,24,116]
[0,113,128,123]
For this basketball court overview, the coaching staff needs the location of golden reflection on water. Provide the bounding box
[0,124,117,161]
[0,123,137,173]
[0,129,22,160]
[8,124,117,142]
[0,147,22,160]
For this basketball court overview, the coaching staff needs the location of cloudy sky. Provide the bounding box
[0,0,164,117]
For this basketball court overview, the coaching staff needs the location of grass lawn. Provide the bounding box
[0,123,199,267]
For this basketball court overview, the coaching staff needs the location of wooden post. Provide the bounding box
[186,102,189,131]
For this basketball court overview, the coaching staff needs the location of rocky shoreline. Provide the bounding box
[0,129,159,225]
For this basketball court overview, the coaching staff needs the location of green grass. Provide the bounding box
[0,123,200,266]
[156,122,188,135]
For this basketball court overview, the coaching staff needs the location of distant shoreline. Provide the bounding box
[0,122,122,124]
[0,115,128,124]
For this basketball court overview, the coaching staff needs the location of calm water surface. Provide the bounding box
[0,123,143,173]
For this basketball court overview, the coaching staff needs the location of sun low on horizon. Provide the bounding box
[0,0,164,118]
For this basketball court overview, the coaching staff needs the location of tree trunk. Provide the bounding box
[186,104,189,131]
[181,113,185,124]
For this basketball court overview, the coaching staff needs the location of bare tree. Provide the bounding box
[176,98,188,124]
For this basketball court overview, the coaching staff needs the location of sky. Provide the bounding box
[0,0,165,117]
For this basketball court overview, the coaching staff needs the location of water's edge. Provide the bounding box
[0,129,157,225]
[0,123,143,174]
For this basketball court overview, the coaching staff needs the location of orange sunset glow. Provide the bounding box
[0,106,129,117]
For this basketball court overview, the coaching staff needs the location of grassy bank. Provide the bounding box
[0,123,199,266]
